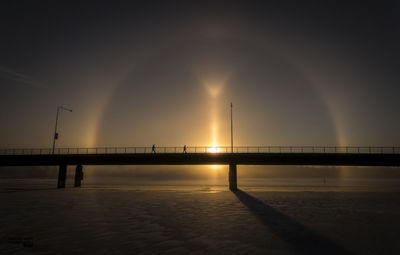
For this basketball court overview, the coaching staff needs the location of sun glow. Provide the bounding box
[206,84,223,97]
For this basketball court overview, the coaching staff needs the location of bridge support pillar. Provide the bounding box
[74,165,83,187]
[229,164,237,191]
[57,165,67,189]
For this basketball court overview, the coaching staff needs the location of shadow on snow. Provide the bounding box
[233,189,353,255]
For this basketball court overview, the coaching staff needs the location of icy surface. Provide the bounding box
[0,180,400,254]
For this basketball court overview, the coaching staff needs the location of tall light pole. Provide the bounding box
[229,102,237,191]
[230,102,233,153]
[52,106,72,154]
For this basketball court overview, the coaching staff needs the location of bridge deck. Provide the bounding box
[1,153,400,166]
[2,146,400,155]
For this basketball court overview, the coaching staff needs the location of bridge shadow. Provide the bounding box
[233,189,353,255]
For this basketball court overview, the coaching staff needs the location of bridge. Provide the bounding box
[1,146,400,191]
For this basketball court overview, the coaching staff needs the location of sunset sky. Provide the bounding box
[1,1,400,150]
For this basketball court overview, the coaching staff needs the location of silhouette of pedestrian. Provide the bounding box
[152,144,156,154]
[183,145,187,154]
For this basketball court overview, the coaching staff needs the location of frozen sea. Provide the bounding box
[1,177,400,254]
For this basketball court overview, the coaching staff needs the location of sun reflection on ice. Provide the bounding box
[210,164,222,170]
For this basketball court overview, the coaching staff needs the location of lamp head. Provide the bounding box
[58,106,73,112]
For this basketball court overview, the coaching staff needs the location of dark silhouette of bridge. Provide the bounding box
[1,146,400,190]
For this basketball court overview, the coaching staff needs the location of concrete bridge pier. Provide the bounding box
[229,164,237,191]
[57,165,67,189]
[74,164,83,187]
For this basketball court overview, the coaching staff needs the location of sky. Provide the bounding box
[1,0,400,150]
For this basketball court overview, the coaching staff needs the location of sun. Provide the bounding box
[209,146,220,153]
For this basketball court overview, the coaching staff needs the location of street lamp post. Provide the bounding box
[229,102,237,190]
[52,106,72,154]
[231,102,233,153]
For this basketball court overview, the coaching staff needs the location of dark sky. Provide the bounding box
[1,0,400,149]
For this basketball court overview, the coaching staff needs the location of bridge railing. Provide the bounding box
[0,146,400,155]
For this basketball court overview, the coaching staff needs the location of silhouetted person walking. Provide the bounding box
[183,145,187,153]
[152,144,156,154]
